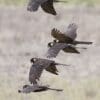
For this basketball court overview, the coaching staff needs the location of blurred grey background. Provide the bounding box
[0,0,100,100]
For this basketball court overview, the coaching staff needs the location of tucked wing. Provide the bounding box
[29,64,44,84]
[41,0,56,15]
[51,28,73,43]
[63,46,80,54]
[47,43,68,58]
[45,64,58,75]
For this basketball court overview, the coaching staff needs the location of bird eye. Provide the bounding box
[53,39,59,43]
[30,58,37,63]
[48,42,54,47]
[33,58,37,62]
[50,42,54,47]
[56,40,59,43]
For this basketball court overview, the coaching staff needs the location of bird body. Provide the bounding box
[18,84,63,93]
[29,58,58,84]
[51,23,92,45]
[29,57,69,84]
[47,41,80,58]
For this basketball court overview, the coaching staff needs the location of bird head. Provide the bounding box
[48,40,59,47]
[53,39,59,43]
[48,42,54,47]
[30,58,38,63]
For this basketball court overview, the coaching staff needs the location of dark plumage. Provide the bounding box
[51,23,93,45]
[27,0,58,15]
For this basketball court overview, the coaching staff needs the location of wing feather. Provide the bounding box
[51,28,73,43]
[29,64,44,84]
[41,0,56,15]
[45,64,58,75]
[63,46,80,54]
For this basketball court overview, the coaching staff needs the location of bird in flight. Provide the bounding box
[29,57,69,84]
[51,23,93,45]
[27,0,67,15]
[47,40,80,58]
[18,84,63,93]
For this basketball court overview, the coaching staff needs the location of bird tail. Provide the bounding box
[55,63,70,66]
[74,41,93,45]
[54,0,68,3]
[38,85,63,92]
[47,88,63,91]
[75,46,87,50]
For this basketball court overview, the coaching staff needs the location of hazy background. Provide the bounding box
[0,0,100,100]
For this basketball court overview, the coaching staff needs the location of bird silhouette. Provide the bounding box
[47,40,80,58]
[27,0,66,15]
[29,57,69,84]
[18,84,63,93]
[51,23,93,45]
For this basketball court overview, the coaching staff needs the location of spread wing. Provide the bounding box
[65,23,77,40]
[29,64,44,84]
[51,28,73,43]
[45,64,58,75]
[46,43,68,58]
[63,46,80,54]
[41,0,56,15]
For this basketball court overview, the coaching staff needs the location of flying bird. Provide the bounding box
[18,84,63,93]
[27,0,67,15]
[47,40,80,58]
[29,57,69,84]
[51,23,93,45]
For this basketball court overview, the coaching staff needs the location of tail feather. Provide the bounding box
[54,0,68,3]
[47,88,63,91]
[55,63,70,66]
[75,47,87,50]
[74,41,93,45]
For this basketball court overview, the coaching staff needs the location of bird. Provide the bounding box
[51,23,93,45]
[29,57,69,84]
[27,0,67,15]
[47,40,80,58]
[18,84,63,93]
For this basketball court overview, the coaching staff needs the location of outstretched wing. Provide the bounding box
[29,64,44,84]
[41,0,56,15]
[51,28,73,43]
[46,43,68,58]
[63,46,80,54]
